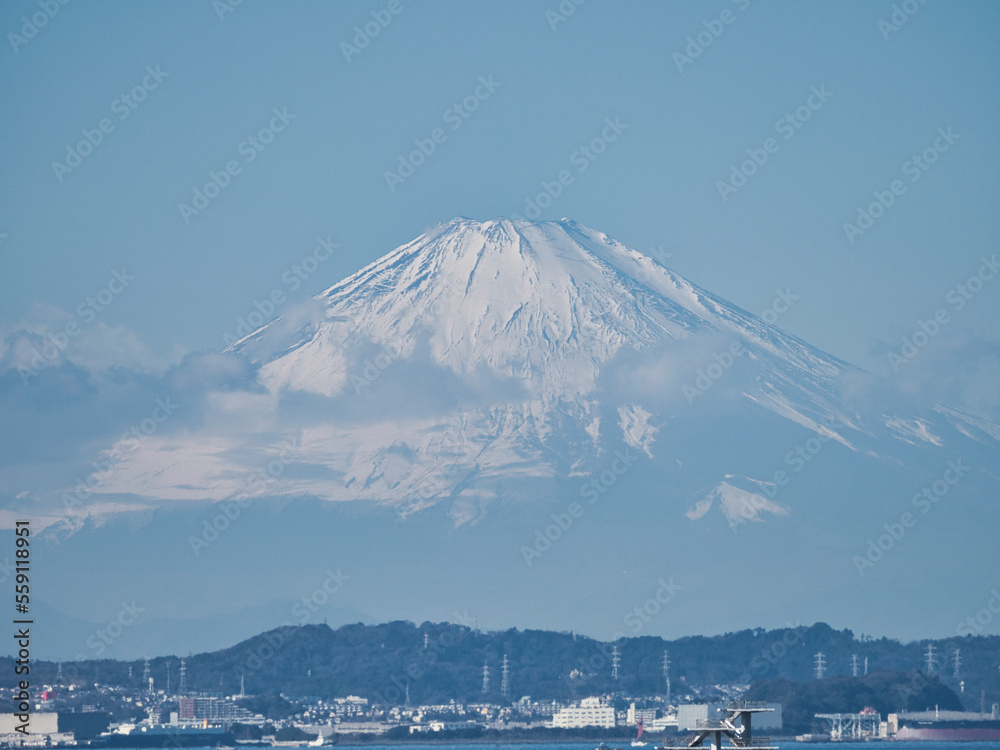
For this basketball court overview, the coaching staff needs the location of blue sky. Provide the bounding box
[1,1,999,648]
[2,0,998,390]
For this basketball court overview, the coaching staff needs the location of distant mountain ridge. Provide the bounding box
[6,620,994,713]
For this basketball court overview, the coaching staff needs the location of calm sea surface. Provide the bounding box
[163,743,1000,750]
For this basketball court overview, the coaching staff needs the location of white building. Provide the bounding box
[552,697,616,729]
[627,703,660,726]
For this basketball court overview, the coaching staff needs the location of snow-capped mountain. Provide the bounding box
[31,217,1000,651]
[91,218,998,529]
[240,217,844,401]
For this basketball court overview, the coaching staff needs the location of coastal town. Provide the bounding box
[2,679,999,747]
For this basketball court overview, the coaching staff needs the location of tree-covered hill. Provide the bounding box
[2,621,996,710]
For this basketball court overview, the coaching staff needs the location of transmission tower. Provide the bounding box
[481,662,490,694]
[57,663,64,684]
[143,657,151,688]
[663,651,672,706]
[166,662,171,694]
[500,654,510,699]
[612,645,620,681]
[925,643,936,675]
[179,658,187,694]
[864,656,869,675]
[814,652,826,679]
[953,648,962,679]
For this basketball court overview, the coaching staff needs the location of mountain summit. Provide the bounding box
[240,217,847,402]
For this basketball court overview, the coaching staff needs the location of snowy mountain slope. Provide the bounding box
[88,218,999,529]
[236,218,852,399]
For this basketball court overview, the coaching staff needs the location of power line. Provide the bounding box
[500,654,510,699]
[663,651,671,706]
[814,652,826,680]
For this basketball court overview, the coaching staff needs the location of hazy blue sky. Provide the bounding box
[1,2,999,650]
[2,0,998,398]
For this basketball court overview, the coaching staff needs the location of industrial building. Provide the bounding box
[551,697,617,729]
